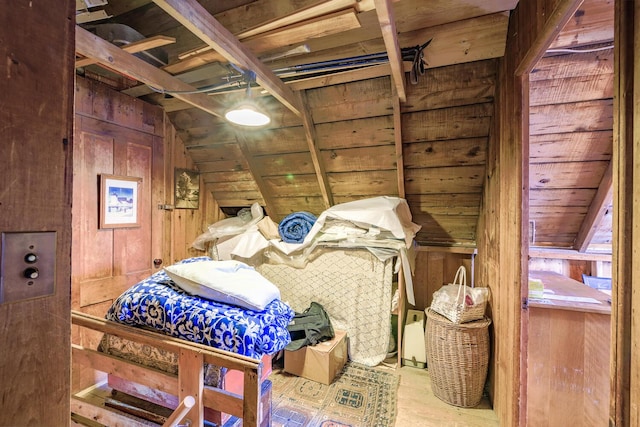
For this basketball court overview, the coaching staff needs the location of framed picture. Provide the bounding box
[99,174,142,229]
[174,168,200,209]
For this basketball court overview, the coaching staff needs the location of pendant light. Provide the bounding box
[224,70,271,127]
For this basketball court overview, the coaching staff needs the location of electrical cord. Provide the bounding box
[546,44,613,54]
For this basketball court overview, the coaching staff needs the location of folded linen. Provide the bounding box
[278,211,317,243]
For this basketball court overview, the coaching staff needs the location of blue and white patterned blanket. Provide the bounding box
[106,257,294,359]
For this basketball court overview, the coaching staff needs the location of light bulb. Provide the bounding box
[225,103,271,127]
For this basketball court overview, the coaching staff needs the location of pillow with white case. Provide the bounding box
[164,259,280,311]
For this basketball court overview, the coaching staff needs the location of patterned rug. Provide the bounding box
[270,362,400,427]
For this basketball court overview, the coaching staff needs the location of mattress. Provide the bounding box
[98,333,226,387]
[106,257,295,359]
[257,248,393,366]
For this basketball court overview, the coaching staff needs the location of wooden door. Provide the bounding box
[72,115,163,316]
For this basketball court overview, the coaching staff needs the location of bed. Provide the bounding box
[71,257,294,426]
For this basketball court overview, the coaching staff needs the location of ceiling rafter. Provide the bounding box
[75,26,227,118]
[374,0,406,102]
[75,35,176,68]
[574,160,613,252]
[152,0,303,118]
[166,9,362,75]
[234,131,277,219]
[298,91,334,209]
[392,94,405,197]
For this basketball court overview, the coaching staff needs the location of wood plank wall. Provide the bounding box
[0,2,74,426]
[71,78,218,306]
[71,78,219,391]
[412,250,475,311]
[476,0,575,425]
[165,121,225,264]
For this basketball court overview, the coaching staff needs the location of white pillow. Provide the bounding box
[164,260,281,311]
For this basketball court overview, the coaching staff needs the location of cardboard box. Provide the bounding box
[284,330,348,385]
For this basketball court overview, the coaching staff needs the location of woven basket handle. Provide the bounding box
[453,266,467,304]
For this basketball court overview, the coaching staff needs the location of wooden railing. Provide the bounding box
[71,310,267,426]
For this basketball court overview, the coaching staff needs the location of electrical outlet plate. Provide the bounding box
[0,232,56,304]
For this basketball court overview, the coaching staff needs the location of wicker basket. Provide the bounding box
[424,308,491,408]
[430,266,489,324]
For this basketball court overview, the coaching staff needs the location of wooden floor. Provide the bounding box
[378,362,499,427]
[72,364,498,427]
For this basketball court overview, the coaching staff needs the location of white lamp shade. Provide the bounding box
[225,103,271,127]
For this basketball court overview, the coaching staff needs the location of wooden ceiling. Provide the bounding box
[75,0,614,252]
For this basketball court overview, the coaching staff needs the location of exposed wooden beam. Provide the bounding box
[298,91,333,209]
[392,94,405,197]
[142,63,410,114]
[515,0,584,75]
[529,247,611,262]
[167,9,361,75]
[177,0,362,59]
[574,160,613,252]
[234,132,277,218]
[125,61,409,101]
[152,0,303,117]
[75,26,227,118]
[75,35,176,68]
[374,0,406,102]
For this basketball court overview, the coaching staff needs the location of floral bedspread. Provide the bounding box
[106,257,294,359]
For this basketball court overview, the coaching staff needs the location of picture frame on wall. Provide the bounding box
[99,174,142,229]
[174,168,200,209]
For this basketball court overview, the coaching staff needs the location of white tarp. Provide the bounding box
[195,196,422,305]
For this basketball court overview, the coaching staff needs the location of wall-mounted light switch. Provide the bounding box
[0,232,56,304]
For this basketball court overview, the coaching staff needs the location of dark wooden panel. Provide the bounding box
[270,196,328,219]
[530,49,613,82]
[414,214,478,244]
[328,170,399,198]
[306,76,393,124]
[211,191,265,207]
[208,179,261,193]
[405,165,485,194]
[529,161,609,189]
[403,137,487,168]
[256,152,317,176]
[407,193,482,216]
[529,99,613,135]
[403,59,497,112]
[322,145,397,173]
[530,73,613,106]
[548,0,614,49]
[170,109,232,136]
[202,170,255,183]
[529,188,597,207]
[411,251,475,311]
[402,103,493,143]
[529,130,612,163]
[243,127,309,155]
[196,159,250,173]
[262,174,322,197]
[186,143,244,162]
[530,207,588,245]
[0,2,74,425]
[316,116,395,150]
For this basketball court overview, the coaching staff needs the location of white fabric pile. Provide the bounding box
[192,196,422,305]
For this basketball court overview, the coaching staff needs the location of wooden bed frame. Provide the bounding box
[71,310,271,426]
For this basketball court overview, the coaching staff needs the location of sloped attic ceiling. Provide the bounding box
[74,0,614,252]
